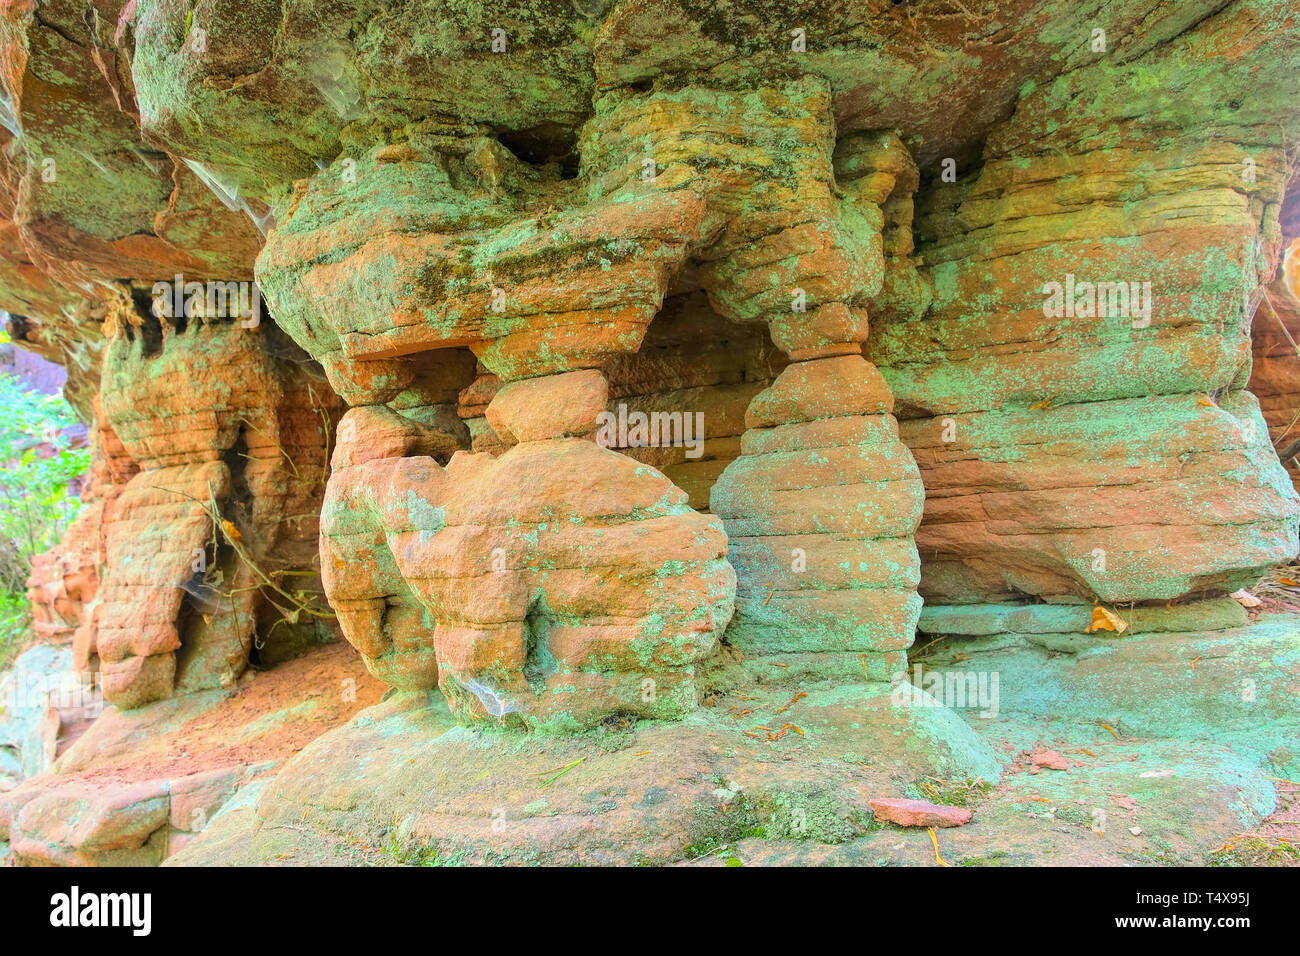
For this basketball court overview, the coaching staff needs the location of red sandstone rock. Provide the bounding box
[1250,245,1300,489]
[1,0,1299,871]
[869,798,973,828]
[744,355,895,428]
[322,430,735,727]
[486,369,608,442]
[1030,749,1073,772]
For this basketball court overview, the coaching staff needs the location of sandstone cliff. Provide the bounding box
[0,0,1298,868]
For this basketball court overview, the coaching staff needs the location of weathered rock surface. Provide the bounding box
[0,640,383,865]
[0,0,1298,867]
[323,412,735,729]
[0,643,79,790]
[164,624,1294,866]
[0,0,264,412]
[1251,243,1300,487]
[166,677,1005,866]
[84,315,342,708]
[871,8,1300,602]
[913,612,1300,781]
[869,797,972,828]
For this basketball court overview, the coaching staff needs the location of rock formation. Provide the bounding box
[1,0,1299,867]
[1250,243,1300,487]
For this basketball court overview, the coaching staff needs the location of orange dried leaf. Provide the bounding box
[1085,605,1128,634]
[775,691,807,714]
[1232,588,1263,608]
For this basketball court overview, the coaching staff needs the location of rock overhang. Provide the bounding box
[0,3,1299,862]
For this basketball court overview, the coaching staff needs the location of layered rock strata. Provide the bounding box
[0,1,1296,739]
[870,3,1300,606]
[1250,245,1300,488]
[2,1,340,711]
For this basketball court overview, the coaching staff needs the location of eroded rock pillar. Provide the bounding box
[264,77,924,724]
[321,366,735,730]
[84,299,338,708]
[713,341,923,676]
[709,131,927,676]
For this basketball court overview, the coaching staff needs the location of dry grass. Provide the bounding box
[1210,782,1300,866]
[1251,562,1300,613]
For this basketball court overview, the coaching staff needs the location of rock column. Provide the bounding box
[712,326,923,679]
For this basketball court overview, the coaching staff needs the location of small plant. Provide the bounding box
[381,828,467,867]
[913,776,992,808]
[0,346,89,668]
[1209,835,1300,867]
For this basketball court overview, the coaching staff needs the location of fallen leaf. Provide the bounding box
[1085,605,1128,634]
[775,691,807,714]
[1231,588,1262,608]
